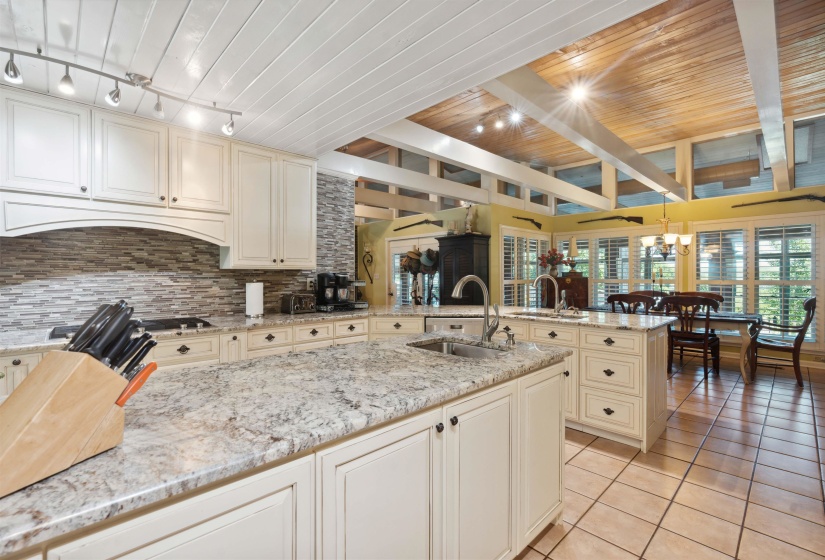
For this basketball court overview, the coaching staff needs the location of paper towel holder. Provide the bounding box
[245,281,265,318]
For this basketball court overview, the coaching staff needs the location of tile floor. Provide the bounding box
[521,357,825,560]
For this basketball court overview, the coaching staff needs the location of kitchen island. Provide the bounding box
[0,333,570,559]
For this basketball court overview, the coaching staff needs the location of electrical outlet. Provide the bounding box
[814,356,825,363]
[306,278,316,292]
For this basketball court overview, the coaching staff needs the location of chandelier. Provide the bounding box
[640,193,692,260]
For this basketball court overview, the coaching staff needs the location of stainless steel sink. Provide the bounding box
[411,341,505,359]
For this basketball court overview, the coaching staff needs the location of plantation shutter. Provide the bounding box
[695,229,747,312]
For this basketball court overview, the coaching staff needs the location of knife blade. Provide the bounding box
[116,362,157,406]
[69,300,128,352]
[120,339,157,378]
[101,320,138,367]
[112,332,152,370]
[83,306,134,360]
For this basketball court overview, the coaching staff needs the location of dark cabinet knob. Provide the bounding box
[450,416,458,426]
[604,407,615,415]
[80,186,87,192]
[348,324,356,331]
[273,259,277,263]
[172,197,178,202]
[232,335,238,341]
[177,344,190,354]
[12,359,21,366]
[435,423,445,433]
[503,325,511,332]
[265,334,275,342]
[310,328,319,336]
[548,330,557,338]
[159,195,166,201]
[563,370,570,377]
[604,337,615,346]
[393,322,402,329]
[280,259,284,263]
[604,369,615,377]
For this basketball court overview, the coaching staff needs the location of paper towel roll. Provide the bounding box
[246,282,264,317]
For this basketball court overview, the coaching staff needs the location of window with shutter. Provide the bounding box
[592,236,629,305]
[695,229,747,312]
[501,227,551,308]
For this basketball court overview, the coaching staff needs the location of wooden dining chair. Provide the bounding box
[678,291,725,304]
[631,290,670,298]
[660,296,721,378]
[750,297,816,387]
[606,293,656,315]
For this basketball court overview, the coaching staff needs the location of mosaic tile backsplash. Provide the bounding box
[0,173,355,329]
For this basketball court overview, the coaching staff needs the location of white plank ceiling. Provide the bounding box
[0,0,663,158]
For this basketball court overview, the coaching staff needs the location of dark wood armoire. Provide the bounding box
[545,272,589,310]
[437,233,490,305]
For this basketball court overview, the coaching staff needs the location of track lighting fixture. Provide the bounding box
[152,94,164,119]
[222,117,235,136]
[3,53,22,84]
[494,115,504,129]
[105,80,121,107]
[58,65,74,95]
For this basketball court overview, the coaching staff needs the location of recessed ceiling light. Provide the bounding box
[510,111,521,124]
[571,86,587,101]
[475,122,484,133]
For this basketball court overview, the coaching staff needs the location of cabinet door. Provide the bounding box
[445,384,516,560]
[278,157,316,269]
[232,145,277,267]
[93,112,168,206]
[518,366,564,550]
[0,353,42,397]
[317,408,443,560]
[564,349,578,420]
[219,333,247,364]
[0,91,89,198]
[169,129,230,213]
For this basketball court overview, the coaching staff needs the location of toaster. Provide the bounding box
[281,293,317,314]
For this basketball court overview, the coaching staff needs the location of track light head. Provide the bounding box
[4,53,22,84]
[152,94,164,119]
[494,115,504,129]
[58,65,74,95]
[222,117,235,136]
[105,80,121,107]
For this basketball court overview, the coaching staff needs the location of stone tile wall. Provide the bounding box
[0,173,354,329]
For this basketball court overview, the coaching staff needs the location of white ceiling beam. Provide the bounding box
[732,0,791,191]
[482,67,687,202]
[355,205,394,221]
[355,188,439,214]
[366,120,610,211]
[318,151,489,204]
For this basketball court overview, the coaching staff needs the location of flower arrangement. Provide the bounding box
[538,248,571,269]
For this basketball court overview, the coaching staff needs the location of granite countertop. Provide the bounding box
[0,333,570,556]
[0,306,675,355]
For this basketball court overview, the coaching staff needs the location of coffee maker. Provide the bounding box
[316,273,337,309]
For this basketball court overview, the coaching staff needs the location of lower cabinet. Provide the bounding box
[219,333,247,364]
[562,350,578,420]
[0,352,41,397]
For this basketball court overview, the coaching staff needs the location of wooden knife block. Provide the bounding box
[0,351,127,498]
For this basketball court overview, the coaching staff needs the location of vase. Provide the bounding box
[549,265,559,278]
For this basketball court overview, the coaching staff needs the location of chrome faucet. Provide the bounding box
[533,274,567,313]
[451,275,499,342]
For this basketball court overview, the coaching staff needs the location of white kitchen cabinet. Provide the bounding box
[150,335,220,369]
[169,129,230,213]
[563,350,578,420]
[278,156,316,269]
[334,334,369,346]
[445,384,517,560]
[220,333,247,364]
[316,408,443,560]
[47,456,314,560]
[93,111,168,206]
[0,352,42,397]
[0,90,89,198]
[517,365,564,550]
[369,317,425,339]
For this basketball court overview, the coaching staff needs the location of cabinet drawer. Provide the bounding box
[334,334,369,346]
[294,339,334,353]
[334,318,369,337]
[248,327,292,350]
[369,317,424,334]
[294,322,333,342]
[529,324,578,347]
[579,387,641,437]
[580,350,642,397]
[152,336,220,367]
[580,330,642,354]
[493,320,528,341]
[247,345,292,359]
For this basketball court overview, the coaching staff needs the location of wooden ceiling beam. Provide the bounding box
[732,0,791,191]
[355,205,394,221]
[365,120,611,211]
[483,67,687,202]
[354,188,438,214]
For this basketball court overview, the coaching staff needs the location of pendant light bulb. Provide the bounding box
[105,80,121,107]
[152,94,164,119]
[58,65,75,95]
[510,111,521,124]
[3,53,22,84]
[222,117,235,136]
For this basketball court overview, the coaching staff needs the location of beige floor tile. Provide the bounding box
[701,436,758,461]
[631,451,691,479]
[562,489,594,525]
[769,399,814,413]
[531,522,574,556]
[766,407,815,424]
[757,449,821,479]
[764,415,816,434]
[693,449,754,479]
[643,528,732,560]
[717,407,766,424]
[661,503,741,556]
[673,482,746,525]
[660,427,706,446]
[749,482,825,526]
[737,528,825,560]
[649,438,699,462]
[684,464,751,500]
[616,464,681,499]
[564,465,612,499]
[585,437,639,462]
[744,503,825,556]
[565,428,597,448]
[515,547,546,560]
[568,449,627,479]
[714,417,764,434]
[759,441,820,466]
[598,481,670,524]
[708,426,761,447]
[549,527,636,560]
[671,409,719,424]
[564,443,582,463]
[752,464,823,500]
[667,416,713,435]
[686,394,728,406]
[678,401,722,415]
[761,425,818,447]
[577,502,656,556]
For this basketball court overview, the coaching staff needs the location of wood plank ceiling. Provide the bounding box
[0,0,664,158]
[344,0,825,168]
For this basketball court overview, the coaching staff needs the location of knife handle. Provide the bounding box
[116,362,157,406]
[113,332,152,370]
[102,321,138,366]
[84,307,134,359]
[120,340,157,378]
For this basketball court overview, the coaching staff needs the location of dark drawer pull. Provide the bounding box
[563,370,570,377]
[12,359,21,366]
[232,335,238,341]
[310,328,319,336]
[393,322,402,329]
[603,407,615,415]
[450,416,459,426]
[265,334,275,342]
[177,345,190,354]
[548,330,557,338]
[604,337,615,346]
[435,423,444,433]
[604,369,615,377]
[348,324,356,331]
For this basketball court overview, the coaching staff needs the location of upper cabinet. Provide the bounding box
[169,128,231,213]
[279,156,316,269]
[93,111,168,206]
[0,90,90,198]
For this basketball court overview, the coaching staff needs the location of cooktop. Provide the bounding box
[47,317,213,340]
